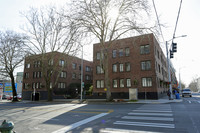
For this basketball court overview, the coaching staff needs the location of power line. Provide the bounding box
[152,0,165,42]
[172,0,183,40]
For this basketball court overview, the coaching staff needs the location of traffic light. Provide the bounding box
[170,50,173,58]
[172,43,177,52]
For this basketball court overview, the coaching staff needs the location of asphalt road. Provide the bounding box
[0,94,200,133]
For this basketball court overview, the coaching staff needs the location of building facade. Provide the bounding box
[22,51,93,100]
[93,33,174,99]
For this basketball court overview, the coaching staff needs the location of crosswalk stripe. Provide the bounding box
[122,116,174,121]
[100,128,162,133]
[114,121,175,128]
[188,101,191,103]
[52,113,108,133]
[132,110,172,113]
[128,112,173,116]
[198,101,200,103]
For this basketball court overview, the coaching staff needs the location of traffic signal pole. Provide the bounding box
[166,35,186,100]
[166,41,173,100]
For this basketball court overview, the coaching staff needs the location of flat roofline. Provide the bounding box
[94,33,154,45]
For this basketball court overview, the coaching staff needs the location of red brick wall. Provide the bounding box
[23,52,93,94]
[93,34,168,97]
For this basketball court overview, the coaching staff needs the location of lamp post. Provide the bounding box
[166,35,186,100]
[80,45,83,102]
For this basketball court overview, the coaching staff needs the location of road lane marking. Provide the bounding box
[198,101,200,103]
[132,110,172,113]
[128,112,173,116]
[100,128,162,133]
[52,113,109,133]
[114,121,175,128]
[5,110,24,116]
[188,101,191,103]
[122,116,174,121]
[69,109,113,114]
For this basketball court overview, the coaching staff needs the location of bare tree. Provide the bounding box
[0,30,27,101]
[68,0,158,101]
[22,6,82,101]
[189,75,198,92]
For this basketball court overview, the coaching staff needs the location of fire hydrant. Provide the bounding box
[0,120,15,133]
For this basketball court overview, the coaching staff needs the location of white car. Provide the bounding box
[182,89,192,97]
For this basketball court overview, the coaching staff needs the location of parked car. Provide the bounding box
[182,89,192,97]
[2,95,7,99]
[17,94,22,100]
[6,94,22,100]
[6,95,13,100]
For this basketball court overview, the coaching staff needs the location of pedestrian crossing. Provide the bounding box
[101,104,175,133]
[185,100,200,104]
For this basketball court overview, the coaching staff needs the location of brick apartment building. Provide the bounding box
[22,51,93,100]
[93,33,176,99]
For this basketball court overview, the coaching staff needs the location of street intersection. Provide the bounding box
[0,94,200,133]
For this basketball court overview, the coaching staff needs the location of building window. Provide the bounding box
[119,49,123,57]
[59,60,65,67]
[86,75,91,80]
[141,61,151,70]
[96,52,100,60]
[157,50,160,59]
[25,63,30,68]
[142,77,152,87]
[113,79,118,88]
[32,82,40,89]
[125,48,130,56]
[34,61,41,68]
[37,71,41,78]
[97,80,100,88]
[58,82,66,89]
[120,79,124,88]
[24,83,29,89]
[72,63,76,69]
[125,62,131,71]
[112,64,117,72]
[96,66,104,74]
[112,50,117,58]
[33,71,42,78]
[72,73,76,79]
[126,79,131,87]
[86,66,91,72]
[24,73,29,79]
[96,80,104,88]
[60,71,67,78]
[140,44,150,54]
[119,63,124,72]
[158,64,161,73]
[48,59,53,66]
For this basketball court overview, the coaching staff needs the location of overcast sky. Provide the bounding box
[0,0,199,86]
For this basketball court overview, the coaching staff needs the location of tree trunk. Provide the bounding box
[104,55,112,101]
[10,74,18,102]
[47,87,53,101]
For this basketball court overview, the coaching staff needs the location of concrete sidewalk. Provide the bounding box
[83,96,182,104]
[51,96,182,104]
[0,96,182,104]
